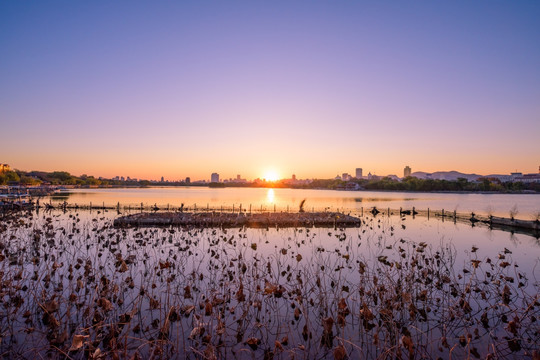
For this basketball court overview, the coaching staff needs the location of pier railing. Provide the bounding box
[31,201,538,223]
[4,200,538,236]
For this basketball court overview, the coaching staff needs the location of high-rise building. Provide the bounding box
[342,173,351,181]
[292,174,296,181]
[211,173,220,183]
[237,174,241,180]
[185,177,191,184]
[404,166,411,178]
[355,168,363,179]
[161,176,164,182]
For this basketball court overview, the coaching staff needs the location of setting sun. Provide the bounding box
[263,170,280,182]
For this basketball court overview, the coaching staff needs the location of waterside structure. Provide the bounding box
[110,205,540,237]
[114,211,362,228]
[0,185,59,211]
[0,193,33,210]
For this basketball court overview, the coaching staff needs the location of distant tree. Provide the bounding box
[84,177,101,186]
[481,178,491,191]
[0,171,20,185]
[456,177,468,191]
[19,175,42,185]
[50,171,73,182]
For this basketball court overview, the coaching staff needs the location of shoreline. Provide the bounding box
[46,184,540,195]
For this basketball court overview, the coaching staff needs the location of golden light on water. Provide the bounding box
[266,188,275,203]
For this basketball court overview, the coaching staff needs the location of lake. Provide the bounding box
[1,187,538,358]
[49,187,540,218]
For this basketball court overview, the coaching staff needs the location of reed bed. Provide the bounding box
[0,210,538,359]
[113,211,361,228]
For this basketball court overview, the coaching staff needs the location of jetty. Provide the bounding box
[390,207,540,238]
[113,211,361,228]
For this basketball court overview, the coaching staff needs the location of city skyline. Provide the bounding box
[4,160,538,184]
[1,2,539,179]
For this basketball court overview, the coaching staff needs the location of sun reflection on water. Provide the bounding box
[266,188,275,203]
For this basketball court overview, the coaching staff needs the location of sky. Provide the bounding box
[1,1,539,181]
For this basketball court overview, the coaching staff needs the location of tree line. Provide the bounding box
[2,169,538,193]
[294,176,539,193]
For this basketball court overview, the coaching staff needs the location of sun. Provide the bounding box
[263,170,280,182]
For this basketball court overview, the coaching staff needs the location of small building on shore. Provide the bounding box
[515,173,540,183]
[0,163,11,173]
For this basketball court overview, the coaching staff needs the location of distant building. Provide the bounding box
[510,172,523,181]
[342,173,351,181]
[355,168,363,179]
[211,173,220,183]
[185,177,191,184]
[515,173,540,183]
[404,166,411,178]
[292,174,296,181]
[0,163,10,173]
[161,176,164,182]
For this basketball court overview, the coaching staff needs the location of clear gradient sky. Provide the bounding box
[1,1,539,181]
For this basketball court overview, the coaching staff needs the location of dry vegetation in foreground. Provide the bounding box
[0,210,539,359]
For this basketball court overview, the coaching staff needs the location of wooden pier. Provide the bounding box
[7,199,538,237]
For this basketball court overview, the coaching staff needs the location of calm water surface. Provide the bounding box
[2,208,536,358]
[50,187,540,218]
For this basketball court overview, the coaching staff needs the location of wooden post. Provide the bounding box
[274,204,276,213]
[427,208,429,219]
[240,204,242,214]
[287,205,289,212]
[232,204,234,213]
[167,203,170,211]
[361,207,363,216]
[249,204,251,214]
[388,207,390,216]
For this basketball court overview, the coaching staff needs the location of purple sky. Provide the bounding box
[1,1,539,181]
